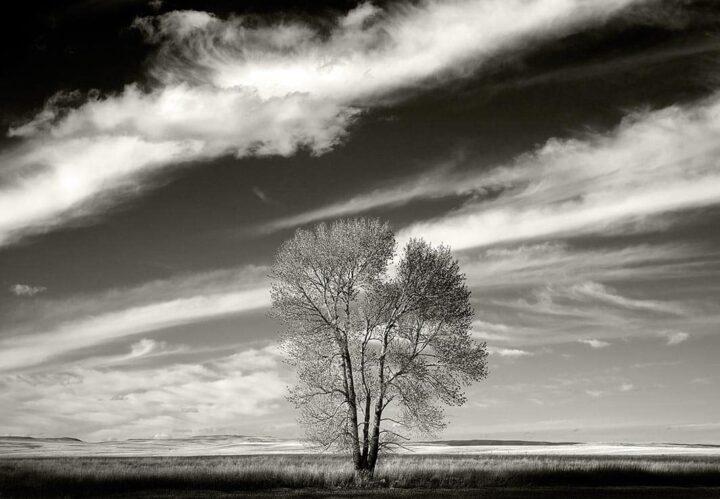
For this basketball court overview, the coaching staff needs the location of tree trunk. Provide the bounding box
[353,464,373,485]
[366,396,383,472]
[356,399,380,485]
[361,394,371,463]
[340,350,362,470]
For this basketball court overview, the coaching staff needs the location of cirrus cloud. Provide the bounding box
[664,330,690,346]
[396,91,720,252]
[9,283,47,297]
[0,345,287,441]
[0,0,651,246]
[0,265,271,372]
[578,339,611,349]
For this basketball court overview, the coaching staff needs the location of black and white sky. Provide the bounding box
[1,0,719,443]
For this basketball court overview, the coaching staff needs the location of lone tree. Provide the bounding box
[270,218,487,479]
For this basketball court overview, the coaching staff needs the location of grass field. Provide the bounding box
[1,454,720,498]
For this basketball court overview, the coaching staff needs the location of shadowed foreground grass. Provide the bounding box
[1,454,719,497]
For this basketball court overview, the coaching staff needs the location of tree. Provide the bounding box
[270,218,487,480]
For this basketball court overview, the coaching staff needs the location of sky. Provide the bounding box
[1,0,719,444]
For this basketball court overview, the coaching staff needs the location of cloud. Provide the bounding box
[0,87,353,246]
[0,288,269,372]
[494,281,684,325]
[578,339,611,349]
[8,284,47,297]
[487,346,534,358]
[0,265,271,372]
[0,345,287,440]
[138,1,646,101]
[664,330,690,346]
[587,383,635,396]
[129,338,167,357]
[256,162,461,233]
[396,91,720,251]
[565,281,684,314]
[77,338,189,368]
[259,87,720,250]
[503,37,720,90]
[461,242,710,290]
[585,390,606,398]
[0,0,650,246]
[465,241,720,347]
[690,377,711,385]
[252,186,279,206]
[479,288,716,346]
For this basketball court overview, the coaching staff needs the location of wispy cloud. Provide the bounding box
[8,283,47,297]
[140,1,646,101]
[0,345,286,440]
[468,258,719,348]
[256,162,462,233]
[585,389,606,398]
[461,242,715,289]
[396,91,720,251]
[461,239,720,348]
[663,330,690,346]
[259,88,720,251]
[0,0,650,246]
[77,338,189,369]
[585,382,636,397]
[0,265,270,371]
[503,37,720,89]
[578,339,611,349]
[497,281,685,324]
[487,346,534,358]
[252,186,278,206]
[564,282,684,315]
[690,377,711,385]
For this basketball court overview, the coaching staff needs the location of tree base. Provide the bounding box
[353,468,376,487]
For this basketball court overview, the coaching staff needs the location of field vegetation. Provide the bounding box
[1,454,720,497]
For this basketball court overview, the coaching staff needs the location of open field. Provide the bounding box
[1,454,720,498]
[3,436,720,458]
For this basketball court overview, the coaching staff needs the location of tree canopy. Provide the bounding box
[270,218,487,478]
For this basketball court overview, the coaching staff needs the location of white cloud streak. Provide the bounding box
[8,284,47,297]
[396,92,720,251]
[462,242,720,347]
[142,1,645,100]
[0,0,649,245]
[564,281,684,314]
[261,87,720,251]
[578,339,611,349]
[664,330,690,346]
[85,338,188,368]
[460,242,709,289]
[0,265,270,372]
[0,345,287,440]
[487,346,534,358]
[475,277,695,346]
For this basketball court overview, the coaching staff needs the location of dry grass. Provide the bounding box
[1,454,719,497]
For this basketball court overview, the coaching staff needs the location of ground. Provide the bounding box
[1,454,719,498]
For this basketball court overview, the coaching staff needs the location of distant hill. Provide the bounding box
[1,436,83,442]
[422,439,580,446]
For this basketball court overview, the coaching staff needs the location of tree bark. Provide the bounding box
[366,394,384,472]
[340,346,362,470]
[360,394,371,464]
[367,332,388,473]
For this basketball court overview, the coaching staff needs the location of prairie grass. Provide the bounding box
[1,454,719,497]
